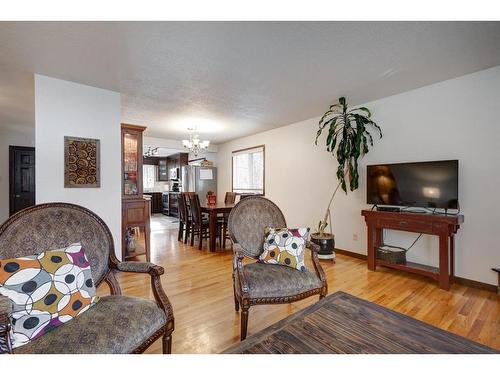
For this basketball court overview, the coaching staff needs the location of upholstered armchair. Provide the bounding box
[0,203,174,354]
[227,196,327,340]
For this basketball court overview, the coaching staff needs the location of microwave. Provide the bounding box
[170,167,179,180]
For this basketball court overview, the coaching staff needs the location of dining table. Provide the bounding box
[200,202,236,252]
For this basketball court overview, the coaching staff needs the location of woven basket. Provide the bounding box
[376,246,406,264]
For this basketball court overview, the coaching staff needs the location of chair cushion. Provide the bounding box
[13,295,166,354]
[0,243,99,349]
[259,228,309,271]
[243,262,322,299]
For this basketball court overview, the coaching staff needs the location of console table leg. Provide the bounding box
[367,225,376,271]
[439,233,450,290]
[450,235,455,282]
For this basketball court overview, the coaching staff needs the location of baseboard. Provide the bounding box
[335,248,497,293]
[451,276,497,293]
[335,248,367,260]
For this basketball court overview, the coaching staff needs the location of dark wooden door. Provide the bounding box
[9,146,35,216]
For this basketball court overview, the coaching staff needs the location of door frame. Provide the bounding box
[9,145,36,216]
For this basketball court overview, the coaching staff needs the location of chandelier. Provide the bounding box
[182,128,210,156]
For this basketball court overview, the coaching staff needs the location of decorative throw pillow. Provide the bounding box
[0,243,99,349]
[259,227,310,271]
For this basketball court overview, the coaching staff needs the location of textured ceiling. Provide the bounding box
[1,21,500,143]
[0,65,34,131]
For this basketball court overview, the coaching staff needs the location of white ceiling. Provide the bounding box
[1,22,500,144]
[0,64,34,132]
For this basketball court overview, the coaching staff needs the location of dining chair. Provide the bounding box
[187,193,210,250]
[178,193,190,243]
[182,192,195,245]
[220,192,237,248]
[238,194,253,200]
[225,192,237,204]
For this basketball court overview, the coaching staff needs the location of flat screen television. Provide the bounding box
[366,160,459,209]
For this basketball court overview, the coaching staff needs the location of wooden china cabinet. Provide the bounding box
[121,123,150,262]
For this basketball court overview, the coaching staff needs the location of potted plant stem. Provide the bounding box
[311,97,382,260]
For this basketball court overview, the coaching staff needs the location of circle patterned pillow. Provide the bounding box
[259,227,310,271]
[0,243,99,349]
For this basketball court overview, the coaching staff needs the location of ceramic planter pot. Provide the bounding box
[310,233,336,260]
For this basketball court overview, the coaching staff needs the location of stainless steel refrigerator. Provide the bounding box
[181,165,217,201]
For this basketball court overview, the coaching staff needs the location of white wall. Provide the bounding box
[0,125,35,223]
[34,75,122,258]
[217,65,500,285]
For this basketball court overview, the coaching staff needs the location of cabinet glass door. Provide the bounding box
[123,133,139,196]
[158,159,168,181]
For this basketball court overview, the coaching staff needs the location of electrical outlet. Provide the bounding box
[353,233,358,241]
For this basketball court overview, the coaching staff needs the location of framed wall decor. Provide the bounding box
[64,136,100,188]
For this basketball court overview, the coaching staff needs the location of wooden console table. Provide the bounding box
[361,210,464,290]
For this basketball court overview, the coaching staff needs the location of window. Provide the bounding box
[143,165,155,190]
[232,145,265,194]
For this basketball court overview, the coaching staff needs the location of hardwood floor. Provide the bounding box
[97,225,500,353]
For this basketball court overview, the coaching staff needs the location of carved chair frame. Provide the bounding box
[0,203,174,354]
[228,197,328,340]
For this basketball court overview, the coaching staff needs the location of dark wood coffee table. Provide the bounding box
[223,291,497,354]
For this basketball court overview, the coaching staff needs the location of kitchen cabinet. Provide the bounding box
[149,192,164,214]
[154,153,189,182]
[167,158,177,180]
[143,157,159,166]
[158,158,168,181]
[168,153,189,181]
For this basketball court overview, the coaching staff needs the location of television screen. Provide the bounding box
[366,160,459,209]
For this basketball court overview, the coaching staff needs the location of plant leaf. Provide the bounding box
[315,96,381,195]
[351,106,371,117]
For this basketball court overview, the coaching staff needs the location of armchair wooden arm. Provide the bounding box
[306,240,328,295]
[232,245,250,300]
[108,258,175,344]
[114,260,159,274]
[0,295,12,354]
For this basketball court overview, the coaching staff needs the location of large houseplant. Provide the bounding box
[311,97,382,259]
